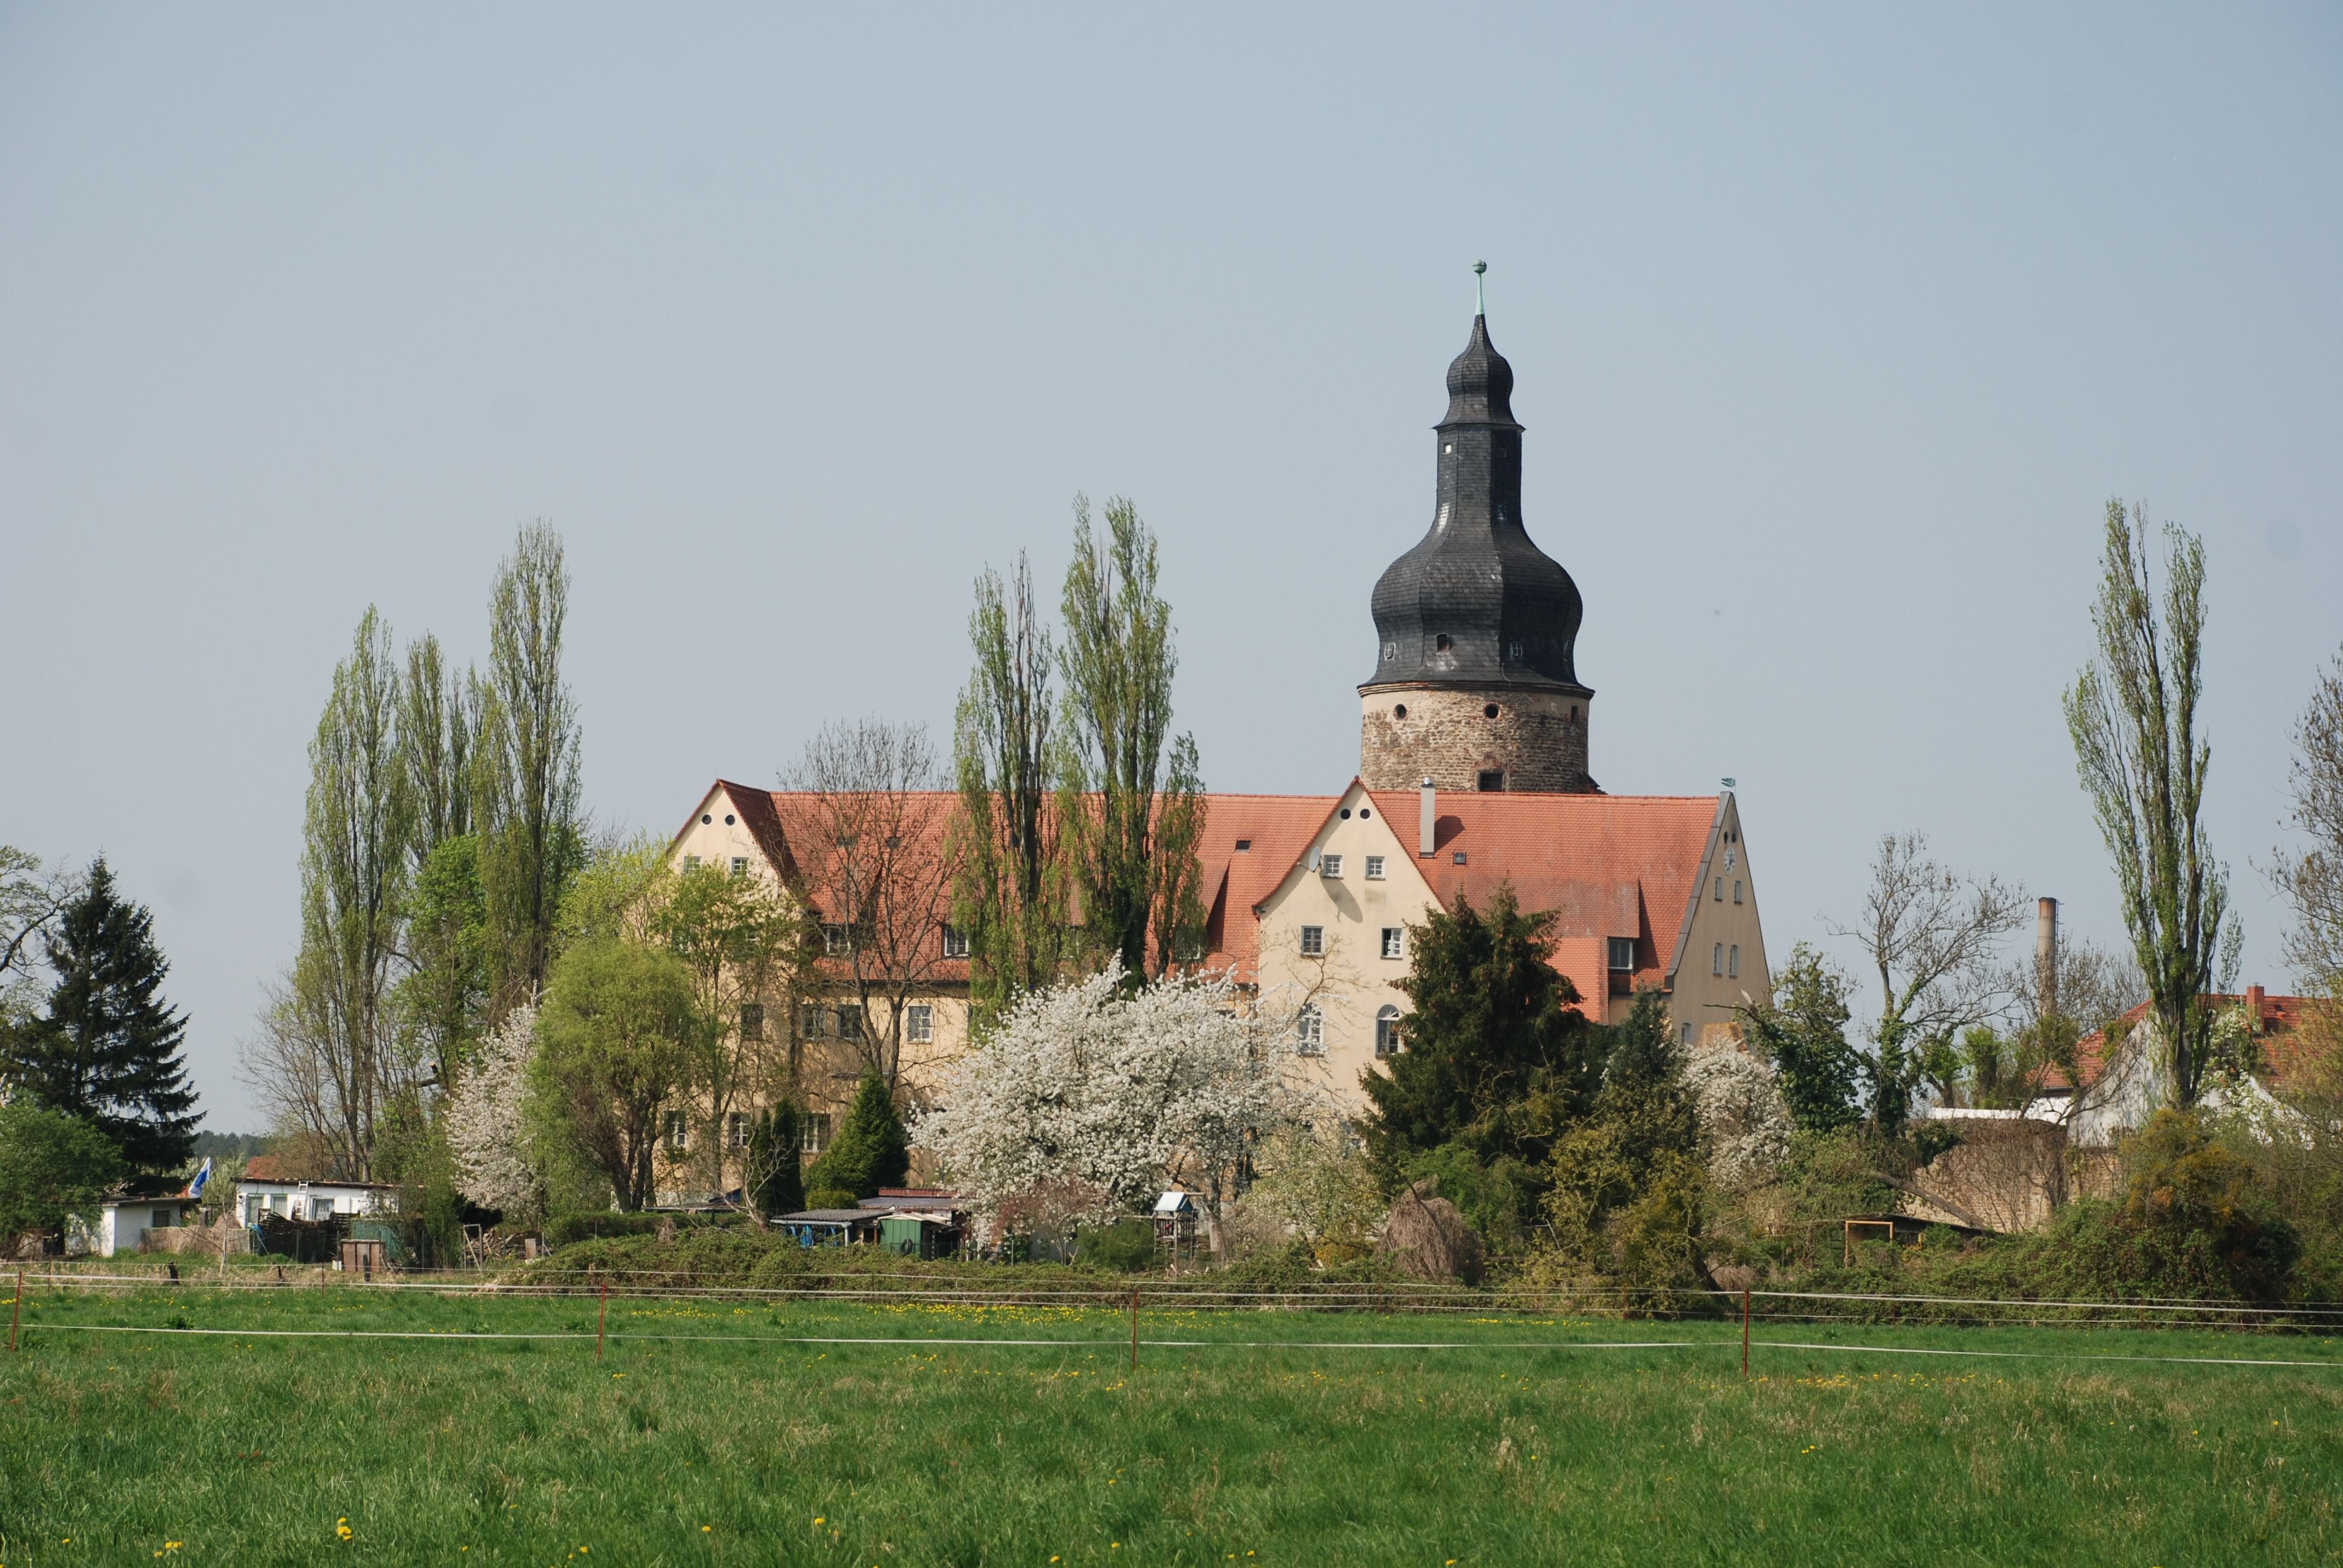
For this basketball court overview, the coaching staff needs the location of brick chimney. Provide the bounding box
[1419,778,1437,858]
[2246,983,2266,1033]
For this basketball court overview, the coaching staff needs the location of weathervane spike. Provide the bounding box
[1473,260,1487,316]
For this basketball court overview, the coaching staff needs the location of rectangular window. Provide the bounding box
[1728,944,1740,979]
[1234,838,1251,852]
[683,855,701,872]
[906,1003,934,1043]
[1608,936,1636,972]
[941,924,970,959]
[1712,942,1725,977]
[1734,880,1743,905]
[1365,855,1386,880]
[822,923,852,956]
[730,856,749,878]
[1380,927,1404,959]
[665,1110,689,1151]
[1714,878,1724,902]
[1294,1006,1323,1055]
[1453,851,1467,866]
[1299,925,1325,957]
[837,1006,865,1041]
[1681,1022,1694,1047]
[801,1113,832,1156]
[739,1002,765,1042]
[311,1198,335,1222]
[728,1112,750,1150]
[152,1207,174,1230]
[1320,853,1343,878]
[1477,770,1504,792]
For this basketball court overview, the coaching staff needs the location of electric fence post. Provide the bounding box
[597,1276,608,1362]
[9,1267,21,1352]
[1129,1289,1139,1373]
[1741,1287,1749,1378]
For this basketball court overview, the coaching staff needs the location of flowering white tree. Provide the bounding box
[913,962,1310,1229]
[1682,1043,1792,1192]
[444,1001,541,1215]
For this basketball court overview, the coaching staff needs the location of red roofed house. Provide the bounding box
[661,292,1769,1172]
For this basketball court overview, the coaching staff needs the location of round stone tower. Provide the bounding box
[1358,275,1596,794]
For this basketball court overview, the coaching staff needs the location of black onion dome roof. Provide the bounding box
[1363,310,1587,693]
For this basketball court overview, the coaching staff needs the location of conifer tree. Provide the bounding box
[1358,885,1605,1178]
[805,1073,909,1202]
[745,1099,806,1218]
[1,859,199,1172]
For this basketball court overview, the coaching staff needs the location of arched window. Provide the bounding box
[1294,1005,1324,1056]
[1728,944,1740,979]
[1712,942,1724,976]
[1374,1006,1403,1058]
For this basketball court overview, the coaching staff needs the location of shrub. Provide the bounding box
[0,1102,122,1251]
[543,1212,666,1247]
[1073,1217,1157,1272]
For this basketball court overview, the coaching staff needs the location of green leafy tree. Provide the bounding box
[396,833,489,1091]
[1359,885,1605,1181]
[2,860,198,1172]
[951,552,1073,1025]
[744,1100,806,1219]
[473,521,586,1013]
[399,630,474,858]
[0,1102,123,1253]
[1,847,79,1035]
[1737,944,1863,1134]
[2064,500,2230,1105]
[1544,988,1706,1302]
[534,938,703,1212]
[654,859,811,1194]
[1056,495,1208,981]
[805,1072,909,1203]
[2271,645,2343,993]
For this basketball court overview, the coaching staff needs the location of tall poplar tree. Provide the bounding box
[952,552,1071,1024]
[2,859,199,1172]
[474,521,585,1012]
[2063,501,2229,1106]
[1055,495,1207,981]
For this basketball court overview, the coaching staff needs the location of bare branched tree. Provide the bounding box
[783,720,963,1091]
[0,847,80,1034]
[2270,647,2343,995]
[1833,832,2025,1130]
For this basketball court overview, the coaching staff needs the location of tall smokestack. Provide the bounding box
[2036,897,2059,1021]
[1420,778,1437,858]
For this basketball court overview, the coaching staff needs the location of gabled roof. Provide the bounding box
[1363,789,1722,990]
[2063,992,2328,1091]
[1195,794,1343,978]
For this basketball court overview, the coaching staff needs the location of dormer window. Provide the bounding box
[1608,938,1636,972]
[1435,634,1452,652]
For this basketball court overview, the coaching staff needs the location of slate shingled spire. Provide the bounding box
[1363,288,1586,693]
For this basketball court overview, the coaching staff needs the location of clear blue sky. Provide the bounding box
[4,5,2338,1128]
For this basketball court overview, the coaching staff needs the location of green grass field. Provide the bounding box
[2,1279,2338,1566]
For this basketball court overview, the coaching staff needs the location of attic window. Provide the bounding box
[1453,851,1467,865]
[1234,838,1251,852]
[1435,635,1452,652]
[1477,771,1504,792]
[701,814,712,825]
[1365,855,1385,879]
[1339,808,1352,820]
[1608,937,1636,972]
[1358,808,1371,818]
[724,814,736,826]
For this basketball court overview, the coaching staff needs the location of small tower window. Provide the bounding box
[1477,771,1504,792]
[1435,635,1452,652]
[1734,881,1744,905]
[1712,942,1725,977]
[1392,705,1407,719]
[1483,704,1499,719]
[1508,642,1522,661]
[1729,944,1741,979]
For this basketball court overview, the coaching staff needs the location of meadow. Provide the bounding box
[1,1277,2338,1567]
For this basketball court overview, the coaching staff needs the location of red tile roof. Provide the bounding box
[680,780,1727,1004]
[2063,991,2329,1091]
[1365,788,1722,999]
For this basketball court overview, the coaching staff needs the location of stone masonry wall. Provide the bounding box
[1358,684,1594,792]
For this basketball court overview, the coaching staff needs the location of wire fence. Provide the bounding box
[9,1266,2343,1365]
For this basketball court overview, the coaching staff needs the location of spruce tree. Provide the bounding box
[805,1074,909,1201]
[2,860,199,1172]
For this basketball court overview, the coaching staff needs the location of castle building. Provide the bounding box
[661,285,1769,1191]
